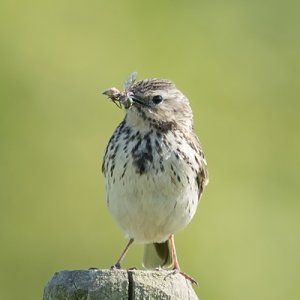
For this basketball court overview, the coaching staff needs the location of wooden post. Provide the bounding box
[43,269,199,299]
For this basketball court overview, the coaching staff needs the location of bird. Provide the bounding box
[102,72,208,284]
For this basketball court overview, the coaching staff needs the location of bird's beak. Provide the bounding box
[130,95,150,107]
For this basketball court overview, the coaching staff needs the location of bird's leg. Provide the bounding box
[111,238,134,269]
[169,234,180,269]
[169,235,198,285]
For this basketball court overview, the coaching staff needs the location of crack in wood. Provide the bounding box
[127,270,135,300]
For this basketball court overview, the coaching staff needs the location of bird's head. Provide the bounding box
[126,78,193,131]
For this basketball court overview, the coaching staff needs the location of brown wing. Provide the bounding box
[196,159,209,198]
[190,131,209,199]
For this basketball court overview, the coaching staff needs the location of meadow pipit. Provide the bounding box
[102,73,208,283]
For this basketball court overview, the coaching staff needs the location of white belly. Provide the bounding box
[104,129,200,243]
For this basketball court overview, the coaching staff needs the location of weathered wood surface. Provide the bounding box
[43,269,198,299]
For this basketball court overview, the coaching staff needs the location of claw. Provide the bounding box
[110,263,121,270]
[172,268,198,285]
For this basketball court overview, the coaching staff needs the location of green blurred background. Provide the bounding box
[1,0,299,299]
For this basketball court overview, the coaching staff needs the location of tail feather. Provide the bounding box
[143,241,172,269]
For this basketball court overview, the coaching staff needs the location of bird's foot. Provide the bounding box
[110,262,121,270]
[110,265,138,271]
[172,268,198,285]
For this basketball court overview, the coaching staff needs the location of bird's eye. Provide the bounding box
[152,95,163,105]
